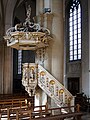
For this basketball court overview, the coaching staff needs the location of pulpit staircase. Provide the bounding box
[22,63,74,113]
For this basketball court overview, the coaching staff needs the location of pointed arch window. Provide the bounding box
[69,0,81,61]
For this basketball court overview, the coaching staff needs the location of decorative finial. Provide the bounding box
[26,5,31,21]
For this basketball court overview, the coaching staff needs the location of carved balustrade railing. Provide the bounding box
[38,65,75,109]
[22,63,74,110]
[22,63,38,96]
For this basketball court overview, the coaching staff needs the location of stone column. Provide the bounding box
[36,0,44,15]
[51,0,64,83]
[43,13,53,72]
[81,0,89,97]
[3,46,13,94]
[0,0,13,94]
[0,0,4,94]
[41,0,53,72]
[88,0,90,97]
[0,44,4,94]
[42,0,64,108]
[2,0,16,94]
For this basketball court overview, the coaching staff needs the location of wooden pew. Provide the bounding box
[0,104,49,120]
[13,105,84,120]
[0,93,29,100]
[0,106,30,119]
[0,96,34,109]
[0,95,34,119]
[31,112,84,120]
[0,103,85,120]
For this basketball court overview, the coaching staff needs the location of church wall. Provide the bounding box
[81,0,89,96]
[65,0,90,97]
[0,0,4,94]
[65,0,82,93]
[88,0,90,97]
[0,0,14,94]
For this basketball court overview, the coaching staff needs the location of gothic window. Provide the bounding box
[69,0,81,61]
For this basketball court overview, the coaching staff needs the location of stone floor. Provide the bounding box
[64,112,90,120]
[82,113,90,120]
[63,112,90,120]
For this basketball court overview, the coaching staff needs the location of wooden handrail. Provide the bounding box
[32,112,84,120]
[0,103,83,120]
[0,98,34,111]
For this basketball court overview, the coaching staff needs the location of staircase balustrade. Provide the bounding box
[22,63,75,112]
[38,65,74,108]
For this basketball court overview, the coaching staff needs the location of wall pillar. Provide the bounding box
[36,0,64,106]
[88,0,90,97]
[51,0,64,83]
[0,0,4,94]
[43,0,64,108]
[3,47,13,94]
[81,0,89,97]
[2,0,16,94]
[36,0,44,14]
